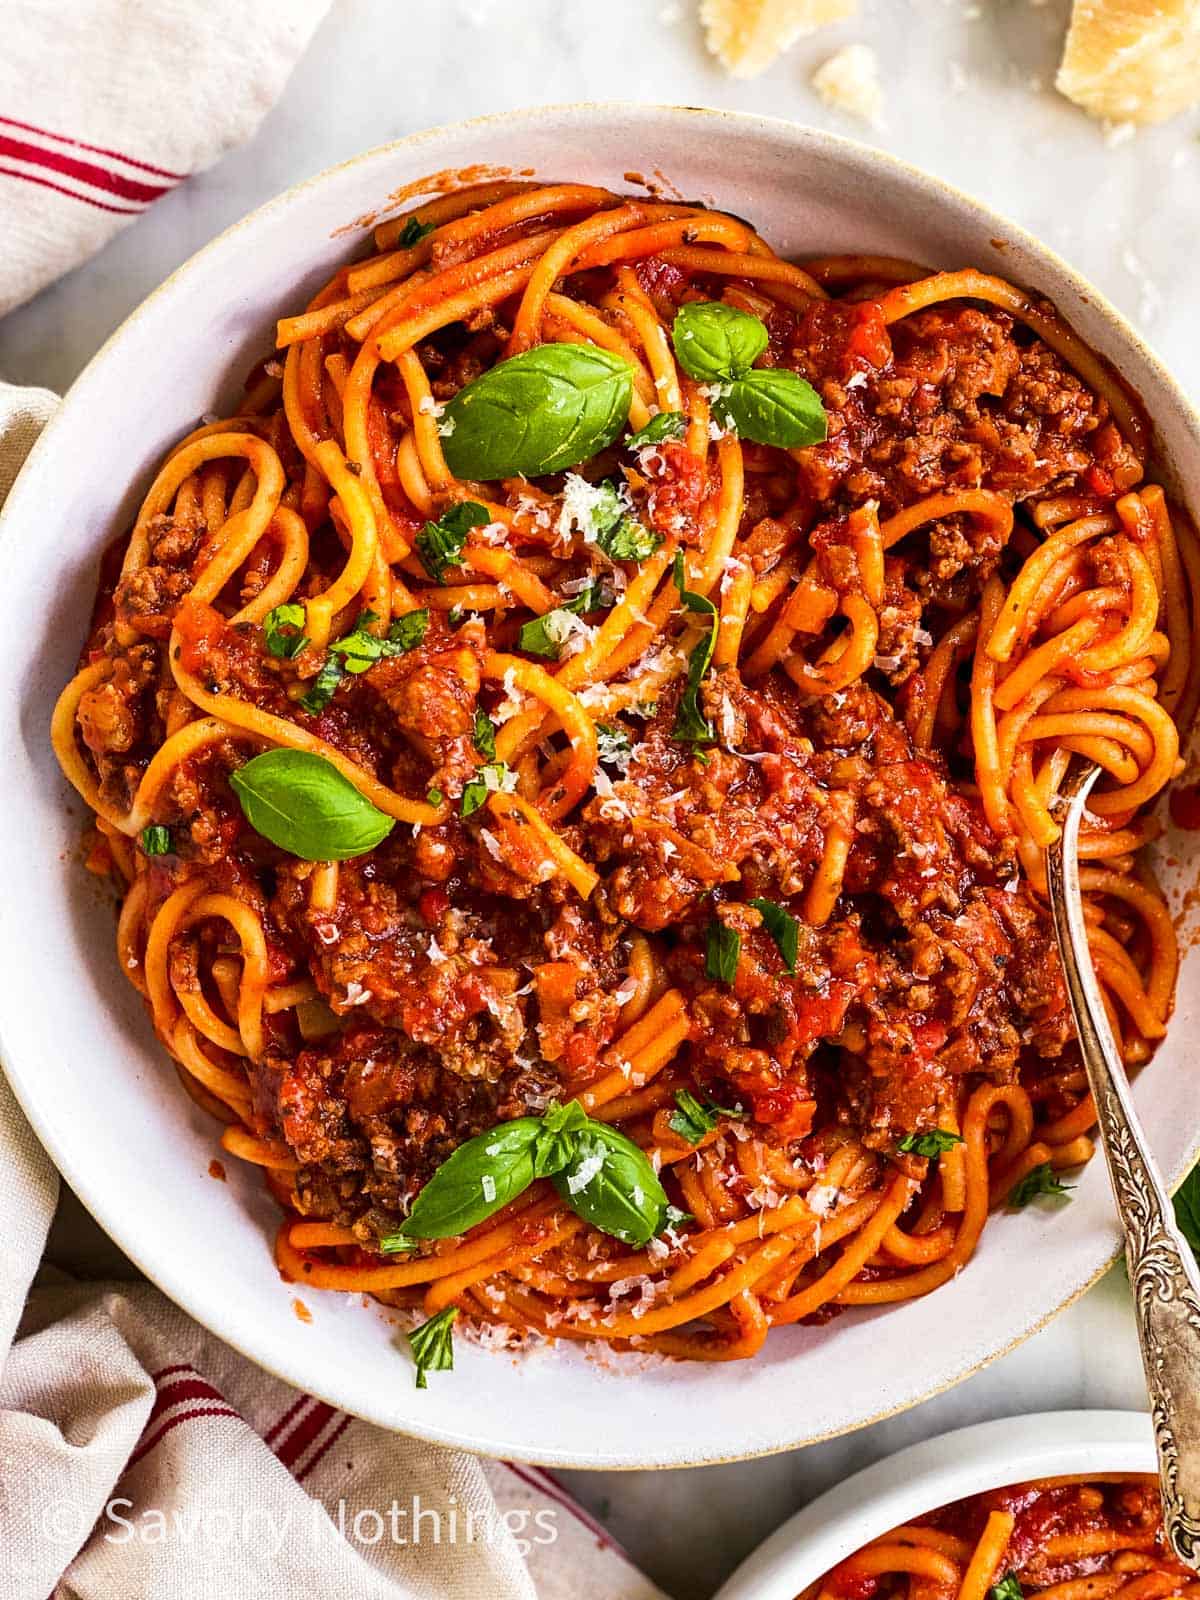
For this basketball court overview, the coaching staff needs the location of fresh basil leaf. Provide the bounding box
[299,654,345,713]
[388,609,430,651]
[407,1305,457,1389]
[705,920,740,984]
[262,602,308,660]
[672,301,768,383]
[551,1122,669,1247]
[667,1089,745,1146]
[401,1118,545,1239]
[532,1099,589,1177]
[461,760,513,818]
[596,724,632,767]
[715,369,828,450]
[1175,1161,1200,1259]
[378,1230,419,1255]
[440,345,634,480]
[397,215,434,249]
[229,749,395,861]
[670,552,719,744]
[748,898,799,974]
[992,1576,1023,1600]
[140,824,172,856]
[425,787,444,807]
[627,411,687,449]
[416,501,490,584]
[897,1129,963,1159]
[1008,1162,1074,1209]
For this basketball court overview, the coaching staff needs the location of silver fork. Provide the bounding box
[1047,762,1200,1569]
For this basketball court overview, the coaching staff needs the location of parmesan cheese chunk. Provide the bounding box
[701,0,857,77]
[1057,0,1200,124]
[811,42,884,127]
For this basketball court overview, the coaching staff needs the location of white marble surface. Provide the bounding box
[7,1,1198,1596]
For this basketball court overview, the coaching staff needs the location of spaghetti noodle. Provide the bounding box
[803,1475,1196,1600]
[53,179,1195,1367]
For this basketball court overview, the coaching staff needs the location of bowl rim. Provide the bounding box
[713,1409,1158,1600]
[3,101,1200,1467]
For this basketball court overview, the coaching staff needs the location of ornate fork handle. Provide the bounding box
[1047,764,1200,1571]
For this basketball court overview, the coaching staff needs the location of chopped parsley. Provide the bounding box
[748,898,799,974]
[1008,1163,1074,1208]
[668,1089,745,1146]
[140,824,172,856]
[262,601,308,660]
[517,582,608,660]
[425,787,444,807]
[406,1305,458,1388]
[596,723,632,767]
[416,501,489,584]
[472,707,497,759]
[397,215,435,249]
[387,609,430,651]
[670,552,719,744]
[897,1129,964,1160]
[298,609,429,712]
[460,761,513,818]
[704,919,740,985]
[992,1576,1024,1600]
[300,654,346,714]
[378,1230,419,1255]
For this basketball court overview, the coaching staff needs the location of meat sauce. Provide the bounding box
[77,277,1118,1237]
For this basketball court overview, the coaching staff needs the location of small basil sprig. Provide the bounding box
[407,1306,457,1389]
[440,345,634,480]
[627,411,687,449]
[897,1129,963,1160]
[1007,1163,1074,1209]
[417,502,489,584]
[262,602,308,660]
[670,552,718,744]
[672,302,767,383]
[671,301,827,450]
[749,898,799,974]
[398,1099,669,1249]
[230,749,394,860]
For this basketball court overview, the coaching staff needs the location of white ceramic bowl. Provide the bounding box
[715,1410,1157,1600]
[2,105,1198,1467]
